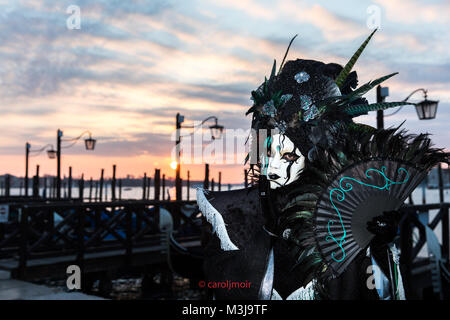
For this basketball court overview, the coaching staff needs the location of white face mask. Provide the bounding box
[265,134,306,189]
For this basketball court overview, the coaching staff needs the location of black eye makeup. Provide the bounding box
[281,152,299,162]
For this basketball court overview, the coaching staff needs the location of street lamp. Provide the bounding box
[409,89,439,120]
[415,99,438,120]
[174,113,224,201]
[46,148,57,159]
[208,119,225,140]
[84,135,96,150]
[56,129,96,199]
[381,87,439,125]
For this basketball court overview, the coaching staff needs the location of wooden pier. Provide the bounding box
[0,198,203,298]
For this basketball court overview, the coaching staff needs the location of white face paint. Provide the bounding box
[265,134,306,189]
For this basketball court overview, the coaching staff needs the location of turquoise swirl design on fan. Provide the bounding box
[326,166,410,262]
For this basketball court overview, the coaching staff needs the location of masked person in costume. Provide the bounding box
[197,30,448,300]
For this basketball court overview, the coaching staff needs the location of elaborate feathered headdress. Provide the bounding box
[245,29,412,165]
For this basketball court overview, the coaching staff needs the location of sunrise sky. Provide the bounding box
[0,0,449,183]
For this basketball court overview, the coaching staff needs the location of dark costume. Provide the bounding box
[200,187,380,299]
[198,30,448,300]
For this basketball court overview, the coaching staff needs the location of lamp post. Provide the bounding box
[56,129,96,199]
[57,129,62,199]
[380,88,439,124]
[175,114,183,202]
[25,143,30,197]
[175,113,224,201]
[376,85,389,129]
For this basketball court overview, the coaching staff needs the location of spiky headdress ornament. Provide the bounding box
[246,29,411,164]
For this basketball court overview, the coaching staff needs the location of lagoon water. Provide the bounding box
[8,184,243,201]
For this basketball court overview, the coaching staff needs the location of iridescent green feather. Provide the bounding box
[335,29,377,89]
[344,101,412,116]
[270,59,277,81]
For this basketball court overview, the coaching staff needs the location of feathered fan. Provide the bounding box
[314,159,425,277]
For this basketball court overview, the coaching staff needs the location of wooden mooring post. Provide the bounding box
[203,164,209,190]
[99,169,104,202]
[111,165,116,201]
[118,179,122,200]
[79,174,84,201]
[142,172,147,200]
[63,178,67,198]
[104,180,109,201]
[162,174,166,201]
[52,177,57,199]
[4,174,11,198]
[95,181,99,202]
[18,207,29,279]
[244,169,248,188]
[32,165,39,198]
[68,167,72,199]
[154,169,161,200]
[42,178,47,198]
[154,169,161,233]
[146,177,151,199]
[187,170,190,201]
[218,172,222,191]
[89,177,93,202]
[438,164,449,261]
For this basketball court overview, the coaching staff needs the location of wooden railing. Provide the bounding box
[400,203,449,263]
[0,199,201,279]
[399,202,449,299]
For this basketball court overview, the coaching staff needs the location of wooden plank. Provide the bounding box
[0,240,200,271]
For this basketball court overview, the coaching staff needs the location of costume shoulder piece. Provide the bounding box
[198,187,272,299]
[197,187,264,251]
